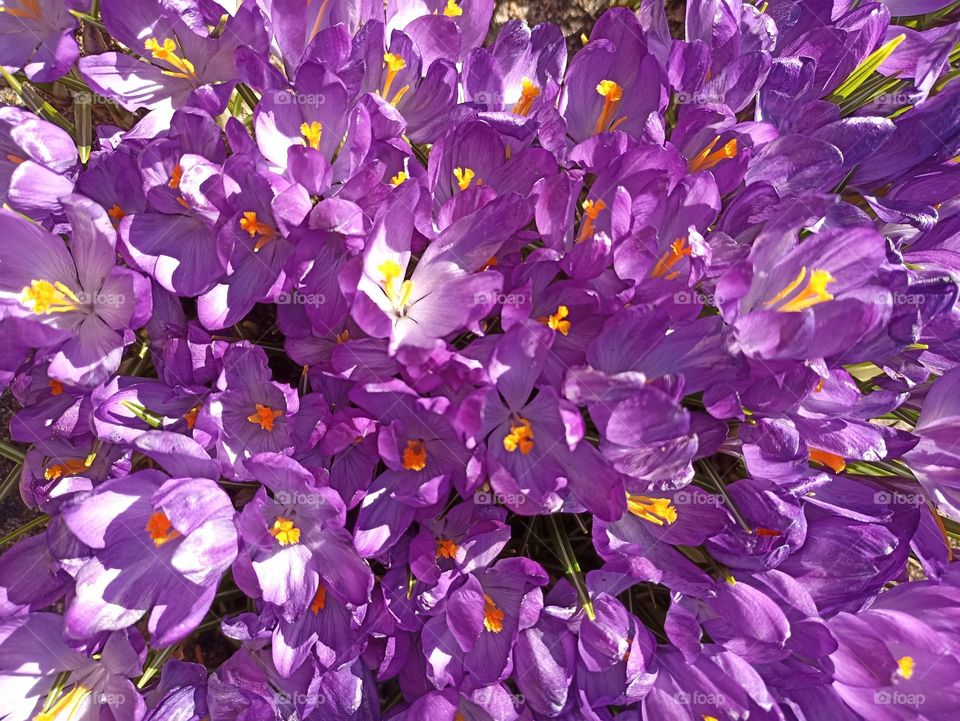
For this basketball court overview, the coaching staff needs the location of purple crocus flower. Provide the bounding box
[0,613,145,721]
[60,433,237,646]
[0,0,78,81]
[0,106,76,217]
[0,195,152,386]
[233,453,374,613]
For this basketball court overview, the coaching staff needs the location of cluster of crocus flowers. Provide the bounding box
[1,0,960,720]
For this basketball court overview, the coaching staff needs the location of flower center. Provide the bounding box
[626,494,677,526]
[402,439,427,471]
[436,538,459,559]
[49,379,64,396]
[247,403,283,431]
[453,167,476,191]
[381,53,411,105]
[146,511,182,547]
[688,136,738,173]
[513,78,541,117]
[270,516,301,545]
[594,80,625,135]
[378,259,415,313]
[144,38,197,79]
[483,593,505,633]
[168,163,183,189]
[300,121,323,151]
[107,204,126,224]
[20,280,81,315]
[578,198,606,241]
[239,211,277,252]
[34,684,93,721]
[650,238,692,280]
[897,655,915,679]
[310,584,327,613]
[44,458,88,481]
[442,0,462,16]
[390,170,409,186]
[764,266,836,312]
[503,415,535,454]
[183,404,201,430]
[538,305,571,335]
[808,448,846,473]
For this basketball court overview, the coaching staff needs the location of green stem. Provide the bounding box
[549,515,595,621]
[0,67,75,135]
[0,463,22,505]
[0,440,25,464]
[700,462,753,533]
[0,515,47,547]
[236,84,260,112]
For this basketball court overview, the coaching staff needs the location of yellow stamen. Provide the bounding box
[808,448,846,473]
[483,593,505,632]
[247,403,283,431]
[688,137,738,173]
[436,538,459,559]
[578,198,606,241]
[402,439,427,471]
[454,167,476,191]
[34,684,93,721]
[513,77,541,117]
[48,379,64,396]
[310,585,327,613]
[269,516,301,545]
[20,280,80,315]
[381,53,407,101]
[390,170,409,186]
[239,211,276,252]
[503,416,534,454]
[378,259,414,311]
[764,266,836,312]
[300,121,322,151]
[442,0,462,15]
[651,238,692,280]
[146,511,182,547]
[897,655,915,680]
[44,458,88,481]
[144,38,197,79]
[594,80,624,135]
[626,494,677,526]
[538,305,571,335]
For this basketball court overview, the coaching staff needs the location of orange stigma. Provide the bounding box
[483,594,505,632]
[651,238,692,280]
[239,211,277,252]
[48,379,64,396]
[44,458,88,481]
[808,448,846,473]
[310,585,327,613]
[578,198,606,241]
[436,538,459,559]
[247,403,283,431]
[503,416,534,454]
[402,439,427,471]
[513,78,541,116]
[594,80,626,135]
[146,511,182,547]
[688,137,738,173]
